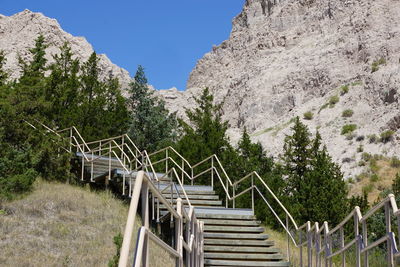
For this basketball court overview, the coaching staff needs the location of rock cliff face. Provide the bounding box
[0,9,131,88]
[159,0,400,177]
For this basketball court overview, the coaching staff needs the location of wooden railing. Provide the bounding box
[119,171,204,267]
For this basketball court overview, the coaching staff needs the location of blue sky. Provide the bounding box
[1,0,244,90]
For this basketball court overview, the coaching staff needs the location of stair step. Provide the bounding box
[204,259,290,267]
[204,239,274,247]
[165,199,222,206]
[204,246,280,253]
[196,213,255,220]
[161,194,219,200]
[205,252,284,260]
[204,233,269,240]
[202,219,260,226]
[204,226,264,233]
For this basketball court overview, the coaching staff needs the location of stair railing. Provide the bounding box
[119,171,204,267]
[145,146,400,266]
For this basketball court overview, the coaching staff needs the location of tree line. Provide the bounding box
[0,35,375,229]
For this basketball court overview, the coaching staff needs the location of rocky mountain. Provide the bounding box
[0,9,131,88]
[159,0,400,177]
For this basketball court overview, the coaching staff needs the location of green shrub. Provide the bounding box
[361,152,371,161]
[303,111,313,120]
[370,174,379,183]
[357,144,364,153]
[342,109,354,117]
[319,103,329,113]
[391,156,400,168]
[329,95,340,107]
[351,81,362,86]
[362,183,374,195]
[340,85,349,95]
[341,124,357,135]
[380,130,395,143]
[108,233,123,267]
[368,134,378,144]
[371,58,386,73]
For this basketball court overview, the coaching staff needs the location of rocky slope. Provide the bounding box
[159,0,400,178]
[0,9,131,88]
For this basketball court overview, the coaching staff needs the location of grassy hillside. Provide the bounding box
[348,155,400,203]
[0,180,174,267]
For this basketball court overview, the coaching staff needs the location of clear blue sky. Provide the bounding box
[1,0,244,90]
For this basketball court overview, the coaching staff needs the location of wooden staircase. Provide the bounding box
[77,152,290,267]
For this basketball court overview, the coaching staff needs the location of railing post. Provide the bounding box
[354,210,360,267]
[81,156,85,181]
[121,135,125,159]
[91,151,94,182]
[385,202,393,267]
[141,180,149,267]
[166,149,169,175]
[362,221,368,267]
[286,214,290,262]
[99,141,102,156]
[226,178,228,208]
[69,127,72,153]
[233,185,236,209]
[176,198,183,267]
[300,230,303,267]
[340,227,345,267]
[123,156,126,195]
[191,168,194,186]
[251,175,255,214]
[181,159,184,184]
[307,223,312,267]
[109,142,112,181]
[211,157,214,189]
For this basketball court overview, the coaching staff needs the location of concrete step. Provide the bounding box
[204,233,269,240]
[204,239,274,247]
[204,259,290,267]
[204,246,280,253]
[205,252,284,260]
[204,225,264,233]
[202,219,260,226]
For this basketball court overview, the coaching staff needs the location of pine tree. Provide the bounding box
[0,50,8,86]
[45,42,80,128]
[128,65,177,151]
[282,118,348,225]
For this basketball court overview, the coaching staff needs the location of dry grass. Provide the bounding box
[0,179,175,267]
[349,159,400,203]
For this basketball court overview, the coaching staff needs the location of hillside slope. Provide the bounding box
[159,0,400,177]
[0,180,174,267]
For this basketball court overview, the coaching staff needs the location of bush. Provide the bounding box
[361,152,372,161]
[371,58,386,73]
[380,130,395,143]
[108,233,123,267]
[329,95,340,107]
[391,156,400,168]
[303,111,313,120]
[368,134,378,144]
[357,144,364,153]
[362,183,374,195]
[341,124,357,135]
[356,135,365,142]
[342,109,354,117]
[340,85,349,95]
[370,174,379,183]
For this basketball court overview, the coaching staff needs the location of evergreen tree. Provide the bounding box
[0,50,8,86]
[45,42,80,128]
[282,117,348,225]
[128,65,177,151]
